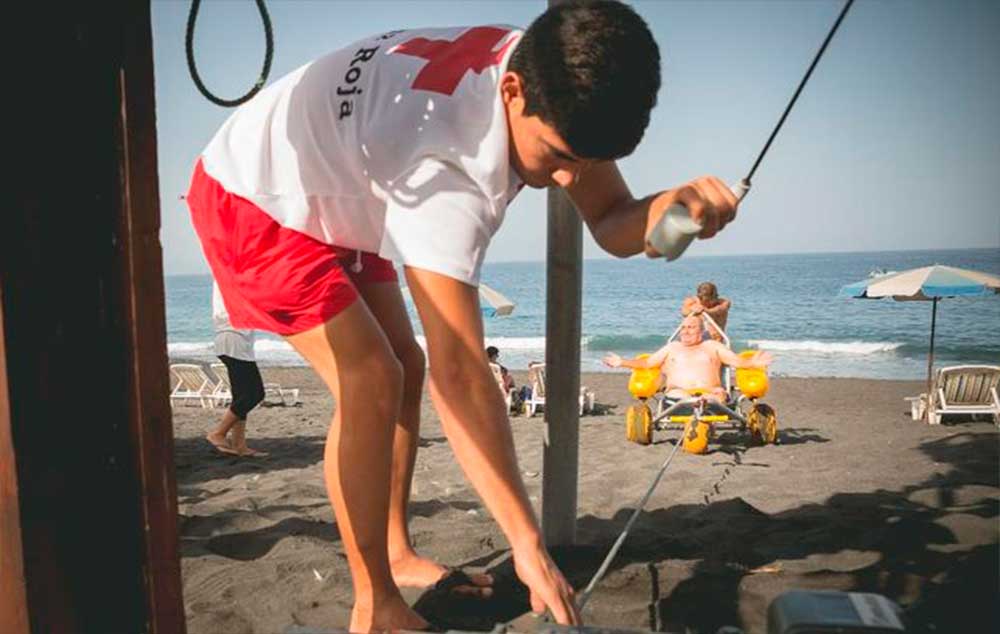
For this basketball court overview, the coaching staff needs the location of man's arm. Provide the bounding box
[405,267,579,625]
[603,343,670,370]
[565,162,738,257]
[703,298,731,320]
[715,343,772,369]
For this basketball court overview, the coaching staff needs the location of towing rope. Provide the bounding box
[580,3,854,598]
[576,420,689,611]
[746,0,854,181]
[185,0,274,107]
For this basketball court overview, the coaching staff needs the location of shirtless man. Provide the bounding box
[681,281,731,342]
[603,315,771,402]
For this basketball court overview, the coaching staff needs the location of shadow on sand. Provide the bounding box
[411,432,998,633]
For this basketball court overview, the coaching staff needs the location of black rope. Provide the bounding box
[746,0,854,181]
[185,0,274,108]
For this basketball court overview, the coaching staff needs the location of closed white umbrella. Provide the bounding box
[399,282,515,318]
[477,283,515,317]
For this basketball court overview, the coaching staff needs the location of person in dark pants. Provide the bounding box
[208,282,268,457]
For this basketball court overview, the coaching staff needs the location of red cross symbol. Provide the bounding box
[391,27,516,96]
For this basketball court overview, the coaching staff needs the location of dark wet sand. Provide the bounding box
[171,368,999,633]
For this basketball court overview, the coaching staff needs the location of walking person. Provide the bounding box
[207,281,268,457]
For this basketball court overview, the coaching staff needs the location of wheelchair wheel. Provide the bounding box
[758,403,779,444]
[626,403,653,445]
[746,403,764,445]
[682,418,711,454]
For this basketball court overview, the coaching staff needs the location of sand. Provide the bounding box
[171,367,999,633]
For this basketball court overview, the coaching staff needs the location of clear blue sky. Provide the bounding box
[152,0,999,275]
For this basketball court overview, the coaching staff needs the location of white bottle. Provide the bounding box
[645,179,751,261]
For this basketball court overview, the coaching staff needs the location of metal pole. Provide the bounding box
[542,184,582,547]
[539,0,581,549]
[926,297,938,398]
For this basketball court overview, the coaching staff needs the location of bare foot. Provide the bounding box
[232,445,269,457]
[391,554,493,597]
[206,432,237,455]
[350,594,428,633]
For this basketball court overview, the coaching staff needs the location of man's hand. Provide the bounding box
[643,176,738,256]
[514,541,581,626]
[750,351,774,367]
[602,353,623,368]
[681,296,704,316]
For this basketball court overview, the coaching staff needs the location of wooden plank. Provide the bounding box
[2,2,184,631]
[115,2,187,631]
[0,293,29,634]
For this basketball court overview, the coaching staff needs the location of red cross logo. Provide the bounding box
[391,27,516,96]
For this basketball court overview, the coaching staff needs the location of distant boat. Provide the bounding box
[868,267,898,278]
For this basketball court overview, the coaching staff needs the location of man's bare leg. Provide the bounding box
[207,409,240,454]
[228,420,268,457]
[285,300,426,632]
[358,282,492,595]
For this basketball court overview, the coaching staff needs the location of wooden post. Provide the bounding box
[541,0,582,548]
[2,2,185,631]
[0,296,28,634]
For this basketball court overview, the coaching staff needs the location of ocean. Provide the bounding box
[166,248,999,380]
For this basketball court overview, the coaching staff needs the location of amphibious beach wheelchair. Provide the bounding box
[623,314,778,452]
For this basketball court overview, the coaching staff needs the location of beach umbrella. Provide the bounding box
[839,264,1000,395]
[399,283,515,318]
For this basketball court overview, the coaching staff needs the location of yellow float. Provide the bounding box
[624,354,660,445]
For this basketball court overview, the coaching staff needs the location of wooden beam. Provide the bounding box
[116,2,187,631]
[0,293,29,634]
[3,2,185,630]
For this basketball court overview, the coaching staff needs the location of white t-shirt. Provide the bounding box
[201,25,524,286]
[213,282,256,362]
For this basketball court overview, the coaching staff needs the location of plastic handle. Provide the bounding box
[645,179,751,261]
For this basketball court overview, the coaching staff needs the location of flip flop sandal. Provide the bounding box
[432,568,493,596]
[207,437,238,455]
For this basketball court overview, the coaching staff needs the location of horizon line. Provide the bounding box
[163,244,999,277]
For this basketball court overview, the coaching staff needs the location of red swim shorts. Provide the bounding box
[186,159,398,336]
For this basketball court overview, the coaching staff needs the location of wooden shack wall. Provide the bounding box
[2,2,185,632]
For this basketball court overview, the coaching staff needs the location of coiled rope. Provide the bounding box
[185,0,274,107]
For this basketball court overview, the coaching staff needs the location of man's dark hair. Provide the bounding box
[509,0,660,160]
[486,346,500,358]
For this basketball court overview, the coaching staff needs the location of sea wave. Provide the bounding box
[167,341,213,354]
[747,339,903,354]
[409,335,547,350]
[584,334,668,351]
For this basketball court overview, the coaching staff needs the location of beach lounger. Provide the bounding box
[211,362,301,408]
[265,383,301,407]
[909,365,1000,425]
[523,362,595,417]
[208,362,233,408]
[169,363,216,409]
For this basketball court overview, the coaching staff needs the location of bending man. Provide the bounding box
[186,2,741,630]
[604,315,771,401]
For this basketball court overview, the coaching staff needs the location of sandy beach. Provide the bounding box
[171,367,999,634]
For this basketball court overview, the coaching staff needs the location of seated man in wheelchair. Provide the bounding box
[603,315,772,402]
